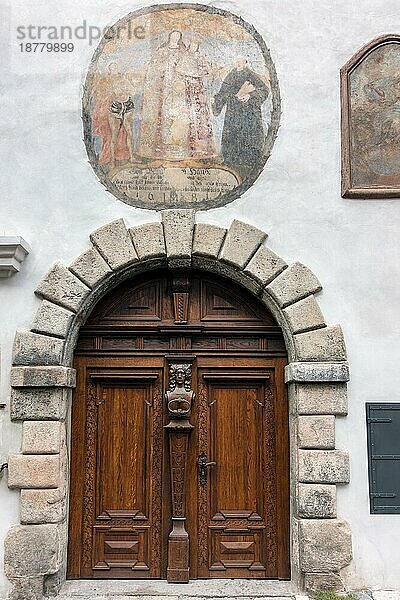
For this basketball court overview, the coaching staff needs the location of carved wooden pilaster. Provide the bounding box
[164,360,195,582]
[172,274,190,324]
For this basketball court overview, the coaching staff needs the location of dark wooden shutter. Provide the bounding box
[366,403,400,514]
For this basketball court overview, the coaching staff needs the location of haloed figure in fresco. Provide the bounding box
[213,57,269,178]
[177,40,217,159]
[92,62,136,170]
[137,30,216,161]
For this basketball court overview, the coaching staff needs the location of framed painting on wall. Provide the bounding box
[341,34,400,198]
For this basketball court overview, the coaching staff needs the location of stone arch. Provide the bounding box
[5,210,352,599]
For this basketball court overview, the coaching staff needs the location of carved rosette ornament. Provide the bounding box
[164,361,195,582]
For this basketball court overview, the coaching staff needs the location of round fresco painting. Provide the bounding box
[83,3,280,210]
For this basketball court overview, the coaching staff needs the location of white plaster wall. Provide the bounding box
[1,0,400,595]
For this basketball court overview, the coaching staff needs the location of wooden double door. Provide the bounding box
[67,271,290,581]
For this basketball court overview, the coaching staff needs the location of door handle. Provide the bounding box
[198,453,216,486]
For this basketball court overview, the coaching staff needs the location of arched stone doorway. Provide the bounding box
[5,211,352,599]
[68,269,290,581]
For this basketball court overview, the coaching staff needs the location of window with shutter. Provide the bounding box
[366,403,400,514]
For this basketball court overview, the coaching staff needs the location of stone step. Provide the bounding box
[57,596,296,600]
[58,580,296,599]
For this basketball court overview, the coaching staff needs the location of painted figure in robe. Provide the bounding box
[213,58,269,178]
[92,62,135,168]
[137,31,216,160]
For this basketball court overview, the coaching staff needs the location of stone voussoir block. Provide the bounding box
[69,245,112,288]
[244,244,287,286]
[297,483,337,518]
[298,449,350,484]
[22,421,62,454]
[162,209,195,266]
[12,330,64,367]
[283,295,326,334]
[298,415,335,449]
[20,489,66,524]
[192,254,262,296]
[265,262,322,308]
[285,362,350,384]
[11,387,69,421]
[219,219,267,269]
[35,261,90,313]
[299,519,352,573]
[90,218,138,270]
[10,366,76,388]
[294,325,347,362]
[8,454,60,489]
[192,223,227,258]
[31,300,74,340]
[295,383,348,416]
[4,524,60,578]
[129,221,166,260]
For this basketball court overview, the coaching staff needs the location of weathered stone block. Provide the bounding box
[10,366,76,388]
[4,524,60,578]
[285,362,350,383]
[35,261,90,312]
[8,454,60,489]
[283,296,326,334]
[295,383,348,415]
[130,222,166,259]
[162,209,195,266]
[220,220,267,268]
[7,576,44,600]
[20,489,66,524]
[12,330,64,367]
[299,519,352,572]
[10,388,69,421]
[304,572,345,595]
[297,484,337,518]
[69,246,112,288]
[192,223,226,258]
[244,245,287,285]
[298,416,335,449]
[265,262,322,308]
[31,300,74,339]
[90,218,137,270]
[298,449,350,484]
[22,422,62,454]
[294,325,347,362]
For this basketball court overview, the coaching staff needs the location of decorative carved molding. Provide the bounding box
[165,362,195,420]
[81,380,97,569]
[164,359,195,582]
[172,274,191,324]
[0,237,30,278]
[197,380,209,569]
[150,381,163,574]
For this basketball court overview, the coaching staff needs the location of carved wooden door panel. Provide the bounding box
[68,361,164,579]
[192,361,289,579]
[67,271,289,581]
